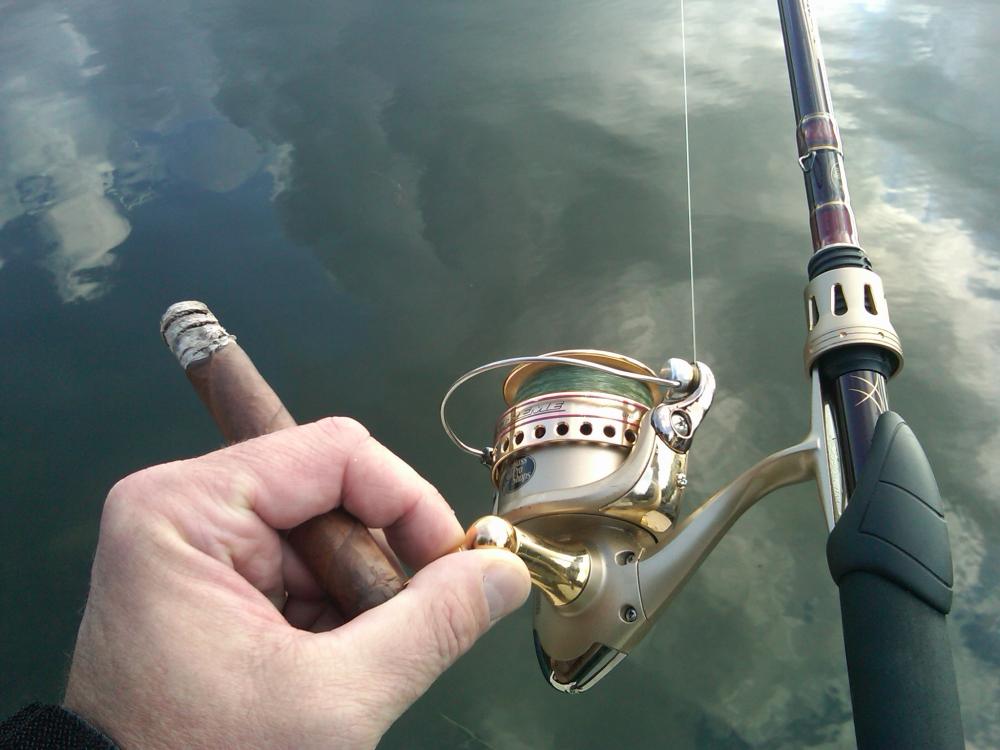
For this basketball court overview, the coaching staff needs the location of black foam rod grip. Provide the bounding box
[827,412,964,749]
[837,572,963,749]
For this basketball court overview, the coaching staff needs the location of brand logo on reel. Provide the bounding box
[500,456,535,492]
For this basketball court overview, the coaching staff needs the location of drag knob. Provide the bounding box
[464,516,591,606]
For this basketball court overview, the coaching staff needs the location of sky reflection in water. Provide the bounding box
[1,0,997,747]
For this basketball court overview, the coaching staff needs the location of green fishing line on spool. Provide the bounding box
[514,365,654,407]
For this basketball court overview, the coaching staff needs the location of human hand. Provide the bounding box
[63,417,530,749]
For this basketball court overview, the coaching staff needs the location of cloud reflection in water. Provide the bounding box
[0,3,272,301]
[0,0,997,746]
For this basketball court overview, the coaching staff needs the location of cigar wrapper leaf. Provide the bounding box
[160,301,406,620]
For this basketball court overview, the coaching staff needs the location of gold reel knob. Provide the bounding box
[464,516,591,606]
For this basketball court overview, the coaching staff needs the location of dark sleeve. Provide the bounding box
[0,704,118,749]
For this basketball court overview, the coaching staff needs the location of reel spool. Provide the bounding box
[441,350,716,692]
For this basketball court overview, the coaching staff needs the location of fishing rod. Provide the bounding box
[779,1,963,746]
[441,1,964,746]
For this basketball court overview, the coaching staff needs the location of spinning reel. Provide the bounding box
[442,350,834,693]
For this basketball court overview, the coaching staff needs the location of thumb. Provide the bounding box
[332,548,530,713]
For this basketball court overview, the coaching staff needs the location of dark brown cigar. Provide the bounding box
[161,301,406,619]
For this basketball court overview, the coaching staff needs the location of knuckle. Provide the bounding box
[314,415,370,444]
[104,466,168,516]
[100,465,176,544]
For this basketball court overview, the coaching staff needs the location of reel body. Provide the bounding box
[447,348,832,693]
[446,350,717,691]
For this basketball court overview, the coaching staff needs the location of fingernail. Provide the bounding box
[483,556,530,623]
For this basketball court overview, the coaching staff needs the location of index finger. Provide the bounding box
[198,416,464,569]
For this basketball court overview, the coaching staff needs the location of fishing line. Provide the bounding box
[680,0,697,361]
[515,366,655,407]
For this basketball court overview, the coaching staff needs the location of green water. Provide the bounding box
[1,0,998,747]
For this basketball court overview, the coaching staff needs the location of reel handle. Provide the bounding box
[465,516,591,606]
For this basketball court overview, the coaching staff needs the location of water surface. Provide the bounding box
[2,0,998,747]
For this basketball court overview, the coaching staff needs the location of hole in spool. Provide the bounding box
[534,425,546,439]
[624,429,637,443]
[580,423,593,436]
[501,438,510,452]
[556,423,569,436]
[515,431,524,445]
[603,425,616,438]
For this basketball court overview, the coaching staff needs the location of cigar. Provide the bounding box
[160,301,406,619]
